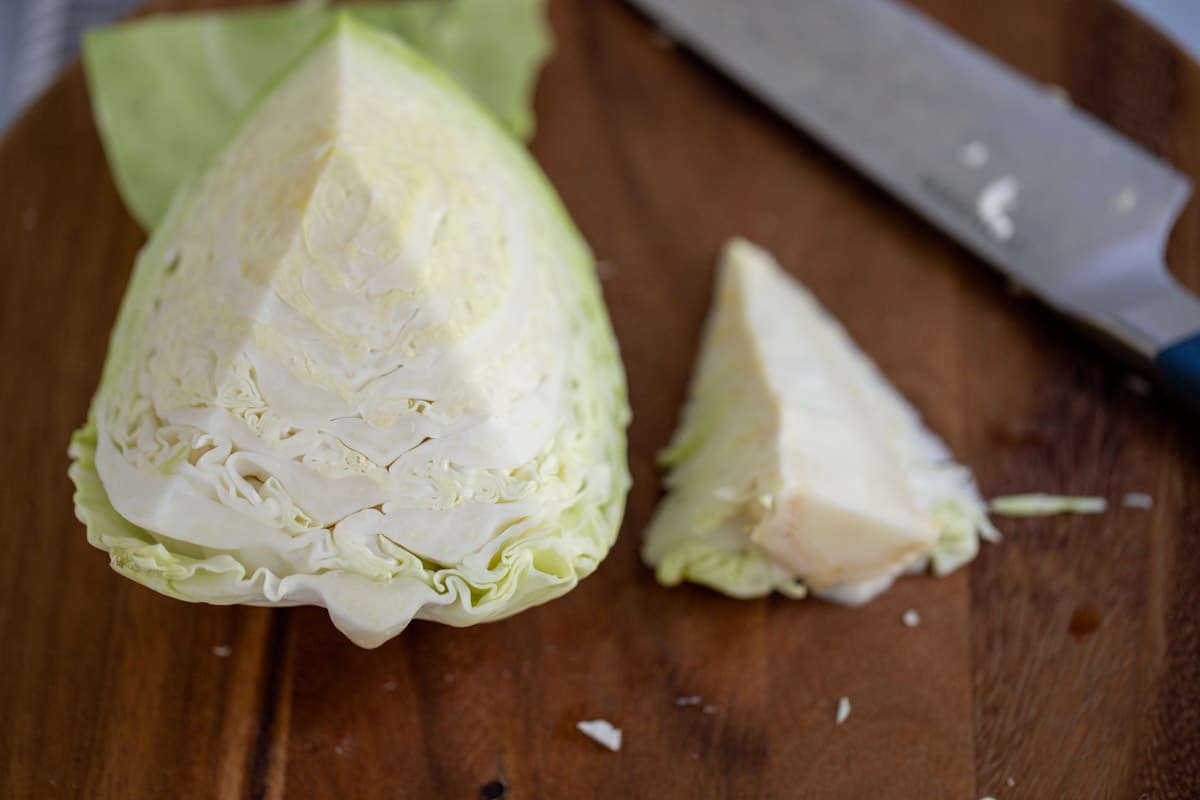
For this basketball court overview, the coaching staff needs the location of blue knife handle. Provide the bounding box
[1157,335,1200,409]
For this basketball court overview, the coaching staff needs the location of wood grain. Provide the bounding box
[1,0,1198,797]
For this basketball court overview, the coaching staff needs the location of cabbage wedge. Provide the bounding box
[70,17,629,648]
[642,239,995,604]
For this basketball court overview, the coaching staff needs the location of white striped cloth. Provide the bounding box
[2,0,140,127]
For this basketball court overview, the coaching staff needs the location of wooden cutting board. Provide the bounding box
[2,1,1198,797]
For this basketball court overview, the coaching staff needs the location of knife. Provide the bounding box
[628,0,1200,408]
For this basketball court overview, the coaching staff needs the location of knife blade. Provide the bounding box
[628,0,1200,406]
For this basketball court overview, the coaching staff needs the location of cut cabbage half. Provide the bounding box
[69,16,629,648]
[642,238,995,605]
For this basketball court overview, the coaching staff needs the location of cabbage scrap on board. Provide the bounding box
[83,0,551,230]
[642,239,997,605]
[69,17,629,648]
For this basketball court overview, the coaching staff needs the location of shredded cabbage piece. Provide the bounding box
[988,494,1108,517]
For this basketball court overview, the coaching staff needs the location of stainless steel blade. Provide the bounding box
[629,0,1200,358]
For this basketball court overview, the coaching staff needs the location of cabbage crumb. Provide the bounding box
[835,696,851,726]
[1121,492,1153,510]
[576,719,622,752]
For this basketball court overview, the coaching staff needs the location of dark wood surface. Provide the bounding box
[2,0,1198,797]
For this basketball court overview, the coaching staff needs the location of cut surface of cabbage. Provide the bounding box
[642,238,994,604]
[69,17,629,648]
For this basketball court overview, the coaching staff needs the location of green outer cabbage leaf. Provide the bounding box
[83,0,551,230]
